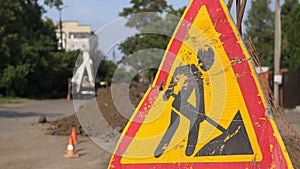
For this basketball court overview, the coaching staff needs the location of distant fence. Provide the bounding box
[258,67,300,109]
[282,67,300,108]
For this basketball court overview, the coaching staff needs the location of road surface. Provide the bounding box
[0,99,299,169]
[0,99,112,169]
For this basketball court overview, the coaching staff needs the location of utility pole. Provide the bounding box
[274,0,282,104]
[112,47,116,63]
[58,5,69,51]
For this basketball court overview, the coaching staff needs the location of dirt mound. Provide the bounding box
[46,81,148,136]
[97,82,148,131]
[46,114,86,136]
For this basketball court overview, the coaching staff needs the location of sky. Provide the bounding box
[39,0,270,30]
[40,0,190,30]
[38,0,282,61]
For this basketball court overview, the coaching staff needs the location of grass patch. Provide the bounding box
[0,97,30,105]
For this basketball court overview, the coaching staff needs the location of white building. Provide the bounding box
[56,21,97,52]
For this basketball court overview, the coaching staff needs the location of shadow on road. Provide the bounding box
[0,111,62,118]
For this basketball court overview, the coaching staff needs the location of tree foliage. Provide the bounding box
[0,0,78,98]
[97,60,117,84]
[244,0,274,67]
[118,0,185,81]
[43,0,63,9]
[281,0,300,70]
[120,0,169,30]
[244,0,300,69]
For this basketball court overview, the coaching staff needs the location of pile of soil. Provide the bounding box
[46,114,85,136]
[97,82,148,131]
[46,81,148,136]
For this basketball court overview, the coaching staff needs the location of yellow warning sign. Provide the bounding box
[108,0,293,168]
[121,5,262,164]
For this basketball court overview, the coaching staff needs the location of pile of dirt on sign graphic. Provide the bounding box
[46,114,86,136]
[96,82,148,131]
[46,82,148,136]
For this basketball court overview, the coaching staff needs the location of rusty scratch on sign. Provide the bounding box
[212,57,251,77]
[231,57,251,66]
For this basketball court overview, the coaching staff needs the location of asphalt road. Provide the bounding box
[0,99,112,169]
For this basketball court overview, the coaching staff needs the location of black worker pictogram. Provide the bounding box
[154,46,253,158]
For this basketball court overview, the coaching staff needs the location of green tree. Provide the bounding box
[120,0,170,30]
[97,60,117,84]
[281,0,300,70]
[0,0,78,98]
[0,0,54,96]
[43,0,63,9]
[0,64,30,96]
[281,0,296,69]
[119,0,185,82]
[244,0,274,67]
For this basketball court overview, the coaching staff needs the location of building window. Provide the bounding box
[69,32,90,39]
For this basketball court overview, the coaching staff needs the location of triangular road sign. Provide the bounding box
[108,0,293,168]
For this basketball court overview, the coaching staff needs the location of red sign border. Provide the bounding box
[109,0,290,168]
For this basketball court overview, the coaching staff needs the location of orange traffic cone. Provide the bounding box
[66,93,71,100]
[67,78,71,100]
[64,135,79,158]
[71,127,78,144]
